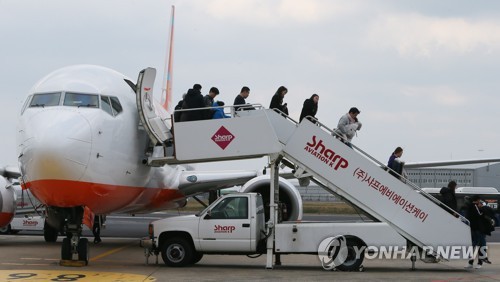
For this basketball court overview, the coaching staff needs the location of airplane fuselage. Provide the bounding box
[17,65,184,214]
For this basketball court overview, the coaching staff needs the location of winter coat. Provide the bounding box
[270,94,288,115]
[387,154,404,178]
[212,102,229,119]
[299,98,318,122]
[233,95,254,111]
[439,187,458,212]
[337,114,361,141]
[179,88,205,122]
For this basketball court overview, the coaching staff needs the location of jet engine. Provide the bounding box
[241,175,302,221]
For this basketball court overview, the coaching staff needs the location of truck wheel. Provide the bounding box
[0,224,12,234]
[161,237,194,267]
[193,252,204,264]
[336,238,365,272]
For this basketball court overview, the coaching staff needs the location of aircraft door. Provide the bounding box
[135,68,171,145]
[198,196,252,252]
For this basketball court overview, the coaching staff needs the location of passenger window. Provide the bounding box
[29,93,61,107]
[210,197,248,220]
[64,92,99,108]
[100,96,113,116]
[110,96,123,115]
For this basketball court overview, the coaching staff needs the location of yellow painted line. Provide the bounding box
[0,270,156,281]
[89,243,132,262]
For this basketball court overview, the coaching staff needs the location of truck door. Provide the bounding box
[198,196,252,252]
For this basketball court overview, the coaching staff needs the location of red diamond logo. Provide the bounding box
[211,126,235,150]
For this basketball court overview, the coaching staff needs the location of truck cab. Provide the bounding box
[143,193,266,266]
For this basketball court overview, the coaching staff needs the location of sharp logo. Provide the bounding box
[144,87,151,91]
[22,220,39,226]
[305,135,349,170]
[211,126,235,150]
[214,225,236,233]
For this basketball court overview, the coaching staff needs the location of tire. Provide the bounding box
[61,238,72,260]
[77,238,89,265]
[193,252,204,264]
[336,238,365,272]
[0,224,11,235]
[161,237,194,267]
[44,221,58,242]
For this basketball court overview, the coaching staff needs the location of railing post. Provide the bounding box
[266,154,281,269]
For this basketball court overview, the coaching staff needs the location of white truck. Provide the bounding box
[141,192,406,271]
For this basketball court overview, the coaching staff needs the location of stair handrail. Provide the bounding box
[295,115,469,225]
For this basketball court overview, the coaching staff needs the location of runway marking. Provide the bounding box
[90,243,132,262]
[0,270,156,281]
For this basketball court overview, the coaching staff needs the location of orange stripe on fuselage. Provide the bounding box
[25,179,185,214]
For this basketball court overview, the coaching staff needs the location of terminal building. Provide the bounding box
[406,162,500,189]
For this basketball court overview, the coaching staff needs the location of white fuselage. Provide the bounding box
[17,65,185,214]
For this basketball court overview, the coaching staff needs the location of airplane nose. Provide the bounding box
[20,110,92,182]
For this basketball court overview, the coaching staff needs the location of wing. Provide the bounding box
[0,165,21,180]
[177,170,258,195]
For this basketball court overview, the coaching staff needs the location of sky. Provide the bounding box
[1,0,500,170]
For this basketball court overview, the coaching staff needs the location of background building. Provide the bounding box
[406,162,500,189]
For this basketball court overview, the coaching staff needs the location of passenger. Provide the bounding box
[212,101,230,119]
[465,195,490,269]
[179,84,205,122]
[480,200,495,264]
[270,86,289,115]
[387,147,405,179]
[299,94,319,122]
[439,181,458,212]
[334,107,362,148]
[173,93,186,122]
[203,87,219,119]
[233,86,254,111]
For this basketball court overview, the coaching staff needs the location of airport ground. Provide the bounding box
[1,212,500,281]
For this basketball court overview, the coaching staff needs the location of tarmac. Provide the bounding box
[1,235,500,281]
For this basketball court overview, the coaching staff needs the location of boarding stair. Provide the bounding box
[136,68,471,259]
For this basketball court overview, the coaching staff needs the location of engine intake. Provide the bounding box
[241,175,302,221]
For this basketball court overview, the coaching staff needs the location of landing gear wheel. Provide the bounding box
[77,238,89,265]
[61,238,72,260]
[0,224,11,234]
[336,238,365,272]
[193,252,204,264]
[44,221,58,242]
[161,238,194,267]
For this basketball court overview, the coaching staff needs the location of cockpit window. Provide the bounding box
[64,92,99,108]
[110,96,123,115]
[29,93,61,107]
[100,96,113,116]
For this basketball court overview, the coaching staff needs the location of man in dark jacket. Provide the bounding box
[203,87,219,119]
[440,180,458,212]
[233,86,254,111]
[466,195,488,268]
[179,84,205,122]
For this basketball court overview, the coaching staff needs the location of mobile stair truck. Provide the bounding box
[137,68,472,271]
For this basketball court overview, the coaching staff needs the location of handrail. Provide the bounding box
[298,115,469,225]
[173,103,265,119]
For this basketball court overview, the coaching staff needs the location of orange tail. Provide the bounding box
[162,5,175,112]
